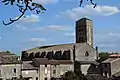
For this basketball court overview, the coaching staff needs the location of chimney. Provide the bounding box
[95,46,99,60]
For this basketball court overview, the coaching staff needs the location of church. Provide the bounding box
[21,18,99,80]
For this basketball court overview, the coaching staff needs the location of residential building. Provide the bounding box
[22,61,39,80]
[0,52,22,80]
[101,58,120,78]
[22,58,73,80]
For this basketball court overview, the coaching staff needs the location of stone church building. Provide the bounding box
[21,18,99,80]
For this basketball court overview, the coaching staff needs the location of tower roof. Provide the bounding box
[76,17,92,22]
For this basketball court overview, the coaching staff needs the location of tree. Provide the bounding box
[98,52,110,62]
[61,70,86,80]
[1,0,97,26]
[61,71,77,80]
[2,0,46,26]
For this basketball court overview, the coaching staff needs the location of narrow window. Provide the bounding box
[45,64,47,67]
[105,64,107,68]
[36,77,38,80]
[45,77,47,80]
[53,70,56,74]
[55,65,56,67]
[85,51,89,57]
[37,70,38,74]
[14,68,16,73]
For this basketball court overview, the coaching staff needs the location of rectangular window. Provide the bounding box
[55,65,56,67]
[14,68,16,73]
[37,70,38,74]
[12,77,17,80]
[36,77,38,80]
[45,64,47,67]
[105,64,107,68]
[45,78,47,80]
[53,70,56,74]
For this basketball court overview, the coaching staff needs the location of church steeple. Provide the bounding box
[76,18,93,46]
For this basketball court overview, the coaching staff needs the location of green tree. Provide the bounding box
[98,52,109,62]
[61,71,77,80]
[61,70,86,80]
[1,0,97,26]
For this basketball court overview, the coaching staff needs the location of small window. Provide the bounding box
[14,68,16,73]
[53,70,56,74]
[55,65,56,67]
[105,64,107,67]
[45,77,47,80]
[45,64,47,67]
[37,70,38,74]
[12,77,17,80]
[85,51,89,57]
[36,77,38,80]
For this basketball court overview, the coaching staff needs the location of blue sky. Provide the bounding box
[0,0,120,55]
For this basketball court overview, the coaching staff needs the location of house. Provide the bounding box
[101,58,120,78]
[22,58,73,80]
[0,52,22,80]
[109,54,120,58]
[22,61,39,80]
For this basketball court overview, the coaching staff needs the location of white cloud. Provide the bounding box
[59,5,120,20]
[15,24,28,30]
[94,27,120,52]
[19,14,40,23]
[30,38,46,42]
[63,0,73,1]
[45,25,69,31]
[35,25,70,31]
[33,0,58,4]
[65,32,75,37]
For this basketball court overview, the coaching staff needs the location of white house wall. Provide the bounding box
[81,64,90,75]
[1,64,21,80]
[111,58,120,75]
[22,70,39,80]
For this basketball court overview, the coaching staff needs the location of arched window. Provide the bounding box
[14,68,16,73]
[62,50,71,60]
[46,51,54,60]
[53,50,62,60]
[85,51,89,57]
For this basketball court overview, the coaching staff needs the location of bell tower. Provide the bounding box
[76,18,93,46]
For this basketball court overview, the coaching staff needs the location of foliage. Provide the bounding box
[61,71,77,80]
[2,0,46,26]
[1,0,97,26]
[79,0,97,8]
[99,52,109,58]
[98,52,109,62]
[61,70,86,80]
